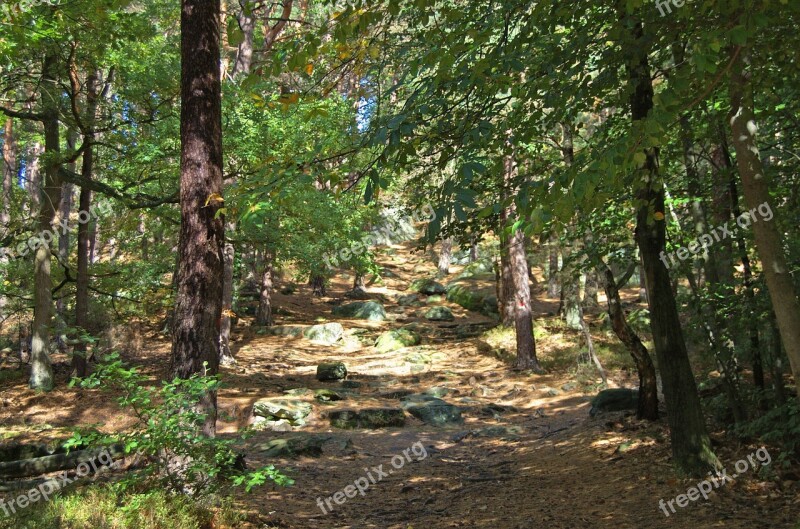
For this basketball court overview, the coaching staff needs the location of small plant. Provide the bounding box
[69,353,293,497]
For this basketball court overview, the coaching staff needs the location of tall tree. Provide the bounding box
[171,0,225,437]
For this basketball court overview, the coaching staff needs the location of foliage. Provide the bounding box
[69,354,293,496]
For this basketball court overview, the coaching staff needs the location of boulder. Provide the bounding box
[252,398,313,426]
[303,323,344,345]
[424,306,454,322]
[409,279,447,295]
[267,325,306,337]
[402,396,463,426]
[314,389,346,402]
[332,301,387,321]
[316,362,348,381]
[589,388,639,416]
[454,259,494,280]
[328,408,406,429]
[396,294,421,307]
[375,329,422,353]
[259,435,330,458]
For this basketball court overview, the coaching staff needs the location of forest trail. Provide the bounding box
[0,241,794,528]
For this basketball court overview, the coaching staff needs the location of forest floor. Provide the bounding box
[0,241,798,528]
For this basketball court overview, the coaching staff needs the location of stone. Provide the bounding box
[454,259,494,280]
[375,329,422,353]
[425,295,444,304]
[316,362,348,381]
[424,386,451,398]
[403,397,463,426]
[341,380,364,389]
[303,323,344,345]
[424,306,454,322]
[562,382,578,392]
[252,417,294,432]
[252,398,313,425]
[396,294,421,307]
[267,325,306,337]
[446,279,498,316]
[332,301,387,321]
[259,435,330,458]
[328,408,406,429]
[409,278,447,295]
[589,388,639,416]
[314,389,346,402]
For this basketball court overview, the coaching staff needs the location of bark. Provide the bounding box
[598,260,659,420]
[2,118,14,227]
[502,154,542,372]
[30,53,63,392]
[309,273,325,297]
[171,0,225,438]
[547,234,559,298]
[498,225,515,327]
[582,270,599,311]
[469,237,479,262]
[219,234,236,364]
[627,19,717,474]
[728,45,800,399]
[25,142,43,216]
[437,237,452,276]
[256,250,274,326]
[232,0,255,76]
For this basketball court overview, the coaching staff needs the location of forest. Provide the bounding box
[0,0,799,527]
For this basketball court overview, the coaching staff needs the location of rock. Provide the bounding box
[589,388,639,416]
[542,387,561,397]
[344,287,371,300]
[303,323,344,345]
[446,279,498,316]
[424,386,451,398]
[267,325,306,337]
[454,259,494,280]
[283,388,312,397]
[314,389,346,402]
[561,382,578,392]
[252,417,294,432]
[424,306,454,322]
[409,278,447,295]
[316,362,348,381]
[332,301,387,321]
[341,380,364,389]
[425,295,444,304]
[378,389,414,399]
[328,408,406,429]
[375,329,422,353]
[396,294,421,307]
[402,397,463,426]
[259,435,330,458]
[279,284,297,295]
[252,398,313,426]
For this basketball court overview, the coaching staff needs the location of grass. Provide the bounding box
[0,485,245,529]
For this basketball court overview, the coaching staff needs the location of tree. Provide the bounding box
[171,0,225,437]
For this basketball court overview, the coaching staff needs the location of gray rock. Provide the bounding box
[396,294,421,307]
[267,325,306,337]
[317,362,348,381]
[424,306,454,321]
[329,408,406,429]
[332,301,387,321]
[304,323,344,345]
[404,397,463,426]
[252,417,294,432]
[589,388,639,416]
[409,278,447,295]
[314,389,346,402]
[259,435,331,457]
[375,329,421,353]
[252,398,313,425]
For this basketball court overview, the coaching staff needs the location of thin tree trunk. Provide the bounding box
[232,0,255,76]
[728,44,800,399]
[171,0,225,438]
[219,231,236,364]
[309,272,325,297]
[30,53,63,392]
[627,19,717,474]
[547,234,559,298]
[597,260,659,420]
[26,142,43,217]
[582,271,599,311]
[437,237,452,276]
[256,250,275,326]
[2,118,14,227]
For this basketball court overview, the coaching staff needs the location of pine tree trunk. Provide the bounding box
[171,0,225,438]
[627,19,717,474]
[547,234,559,298]
[232,0,255,76]
[219,234,236,365]
[309,273,325,297]
[728,45,800,399]
[2,118,14,227]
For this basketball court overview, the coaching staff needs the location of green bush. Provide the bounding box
[69,353,293,496]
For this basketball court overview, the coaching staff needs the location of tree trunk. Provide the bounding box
[232,0,255,76]
[309,273,325,297]
[597,260,659,420]
[437,237,452,276]
[547,234,559,298]
[30,53,63,392]
[582,271,599,311]
[728,45,800,399]
[25,142,43,217]
[171,0,225,438]
[256,250,274,326]
[499,226,515,327]
[2,118,14,227]
[627,19,717,474]
[219,234,236,365]
[469,237,479,262]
